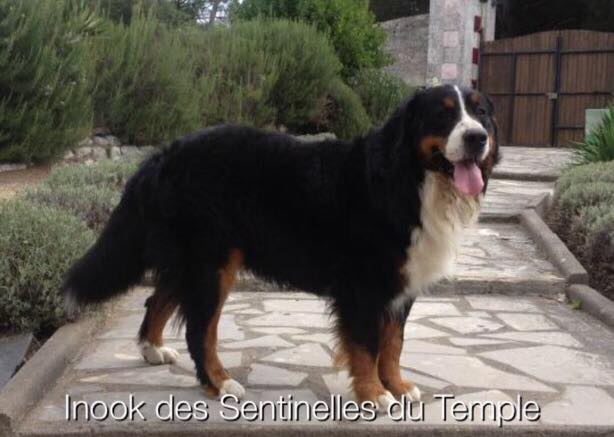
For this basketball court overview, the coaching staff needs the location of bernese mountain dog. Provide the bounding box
[63,84,500,410]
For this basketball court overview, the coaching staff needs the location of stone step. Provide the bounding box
[493,146,573,182]
[235,223,565,296]
[480,178,553,221]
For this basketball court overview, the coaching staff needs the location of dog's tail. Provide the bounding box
[62,159,157,316]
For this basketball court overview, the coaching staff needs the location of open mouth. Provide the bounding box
[452,158,484,196]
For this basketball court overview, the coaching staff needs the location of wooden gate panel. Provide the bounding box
[479,30,614,147]
[512,96,552,145]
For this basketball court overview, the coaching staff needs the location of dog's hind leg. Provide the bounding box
[378,299,421,402]
[138,288,180,365]
[183,249,245,399]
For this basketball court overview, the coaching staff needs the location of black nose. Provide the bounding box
[463,129,487,157]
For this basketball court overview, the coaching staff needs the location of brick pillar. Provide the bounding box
[426,0,496,87]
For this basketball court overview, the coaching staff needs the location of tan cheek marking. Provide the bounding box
[419,135,447,160]
[203,249,243,394]
[443,97,455,109]
[470,92,481,105]
[378,321,416,396]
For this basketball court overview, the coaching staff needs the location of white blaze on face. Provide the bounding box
[444,86,489,163]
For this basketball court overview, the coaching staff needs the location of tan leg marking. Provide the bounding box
[144,293,178,347]
[203,249,243,396]
[378,320,418,398]
[139,292,179,365]
[335,333,393,408]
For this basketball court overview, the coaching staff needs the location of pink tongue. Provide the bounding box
[453,161,484,196]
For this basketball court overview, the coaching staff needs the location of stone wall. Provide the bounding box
[380,14,430,86]
[426,0,496,87]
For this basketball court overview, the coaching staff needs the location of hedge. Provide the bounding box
[551,161,614,298]
[0,0,96,163]
[0,200,95,333]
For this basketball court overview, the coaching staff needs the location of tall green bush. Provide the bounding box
[0,200,95,333]
[192,19,345,132]
[326,79,371,139]
[0,0,97,163]
[231,0,390,78]
[92,11,201,145]
[349,69,414,125]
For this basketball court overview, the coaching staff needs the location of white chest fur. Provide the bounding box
[402,171,480,299]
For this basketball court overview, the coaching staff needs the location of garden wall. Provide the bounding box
[380,14,429,86]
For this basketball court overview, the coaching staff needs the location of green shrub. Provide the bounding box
[349,69,414,125]
[231,0,390,78]
[0,200,95,333]
[552,161,614,297]
[45,160,139,191]
[25,184,120,232]
[0,0,98,163]
[193,19,343,131]
[573,106,614,164]
[92,10,201,145]
[326,79,372,140]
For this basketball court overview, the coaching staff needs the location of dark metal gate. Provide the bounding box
[478,30,614,147]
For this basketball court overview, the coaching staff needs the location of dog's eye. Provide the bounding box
[476,107,487,116]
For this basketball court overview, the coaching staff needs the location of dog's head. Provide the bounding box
[391,85,500,197]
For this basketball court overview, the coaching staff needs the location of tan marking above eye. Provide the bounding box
[470,92,481,105]
[443,97,455,109]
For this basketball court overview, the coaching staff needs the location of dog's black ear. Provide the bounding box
[378,88,423,152]
[483,91,495,114]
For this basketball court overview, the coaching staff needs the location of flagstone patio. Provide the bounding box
[19,288,614,434]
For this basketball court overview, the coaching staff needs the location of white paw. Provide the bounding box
[219,378,245,399]
[139,341,179,365]
[405,385,421,402]
[376,391,397,413]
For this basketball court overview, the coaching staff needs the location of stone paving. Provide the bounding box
[494,147,573,182]
[481,179,553,220]
[21,288,614,433]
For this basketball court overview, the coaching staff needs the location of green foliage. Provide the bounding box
[44,160,139,191]
[25,184,120,232]
[193,19,343,131]
[0,200,95,333]
[0,0,98,163]
[349,69,414,125]
[231,0,390,78]
[86,0,198,25]
[326,79,371,140]
[552,161,614,295]
[92,10,201,145]
[572,106,614,165]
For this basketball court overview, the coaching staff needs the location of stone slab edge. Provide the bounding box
[16,421,614,437]
[0,312,106,437]
[492,168,558,182]
[567,284,614,330]
[520,209,588,285]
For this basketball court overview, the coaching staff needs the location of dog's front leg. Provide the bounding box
[334,309,396,412]
[377,303,421,401]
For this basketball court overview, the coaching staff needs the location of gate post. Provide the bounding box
[427,0,496,87]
